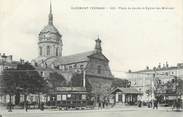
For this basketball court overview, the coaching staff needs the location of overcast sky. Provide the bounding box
[0,0,183,77]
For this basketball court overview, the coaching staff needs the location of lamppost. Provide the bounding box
[151,67,157,108]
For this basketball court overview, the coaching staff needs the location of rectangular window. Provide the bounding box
[39,47,42,56]
[97,65,101,74]
[47,46,50,56]
[82,95,86,100]
[62,95,66,101]
[56,47,59,56]
[57,95,61,101]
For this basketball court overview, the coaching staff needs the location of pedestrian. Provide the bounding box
[25,101,28,112]
[7,101,12,112]
[98,101,101,109]
[138,101,142,107]
[106,100,109,108]
[102,101,105,108]
[155,100,158,109]
[40,102,44,111]
[153,100,158,109]
[172,100,176,110]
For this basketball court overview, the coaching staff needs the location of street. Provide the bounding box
[1,107,183,117]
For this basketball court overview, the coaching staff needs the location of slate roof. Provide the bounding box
[111,87,141,94]
[53,51,95,65]
[40,24,61,36]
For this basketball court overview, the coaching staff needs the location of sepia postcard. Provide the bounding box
[0,0,183,117]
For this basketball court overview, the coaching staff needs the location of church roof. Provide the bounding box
[40,24,61,36]
[53,51,95,65]
[39,2,61,36]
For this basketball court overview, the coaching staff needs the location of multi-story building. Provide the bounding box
[0,53,18,74]
[127,62,183,101]
[0,53,20,104]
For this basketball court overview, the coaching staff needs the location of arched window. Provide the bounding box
[39,47,42,56]
[97,65,101,74]
[47,46,50,56]
[56,47,59,56]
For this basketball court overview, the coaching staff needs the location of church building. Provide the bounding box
[31,3,114,104]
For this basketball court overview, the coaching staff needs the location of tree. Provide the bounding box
[145,77,165,103]
[48,72,66,106]
[111,78,131,88]
[48,72,66,89]
[1,62,48,108]
[70,73,92,92]
[146,76,183,104]
[176,79,183,95]
[70,73,83,87]
[164,77,183,96]
[16,62,48,104]
[1,68,17,111]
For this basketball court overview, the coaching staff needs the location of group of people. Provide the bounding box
[24,101,44,112]
[137,100,158,109]
[98,100,109,109]
[172,98,182,111]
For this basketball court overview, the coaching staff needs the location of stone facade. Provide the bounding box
[127,62,183,101]
[38,3,62,58]
[0,53,18,74]
[31,3,114,99]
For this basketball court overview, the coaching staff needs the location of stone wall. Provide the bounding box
[86,57,113,78]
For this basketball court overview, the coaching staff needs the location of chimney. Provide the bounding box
[166,61,169,68]
[158,63,161,69]
[20,58,24,64]
[163,64,165,68]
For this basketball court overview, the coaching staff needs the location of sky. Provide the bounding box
[0,0,183,77]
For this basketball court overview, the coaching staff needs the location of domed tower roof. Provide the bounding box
[37,2,63,58]
[39,2,61,37]
[40,24,61,36]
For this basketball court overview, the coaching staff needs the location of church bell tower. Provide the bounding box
[38,2,63,58]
